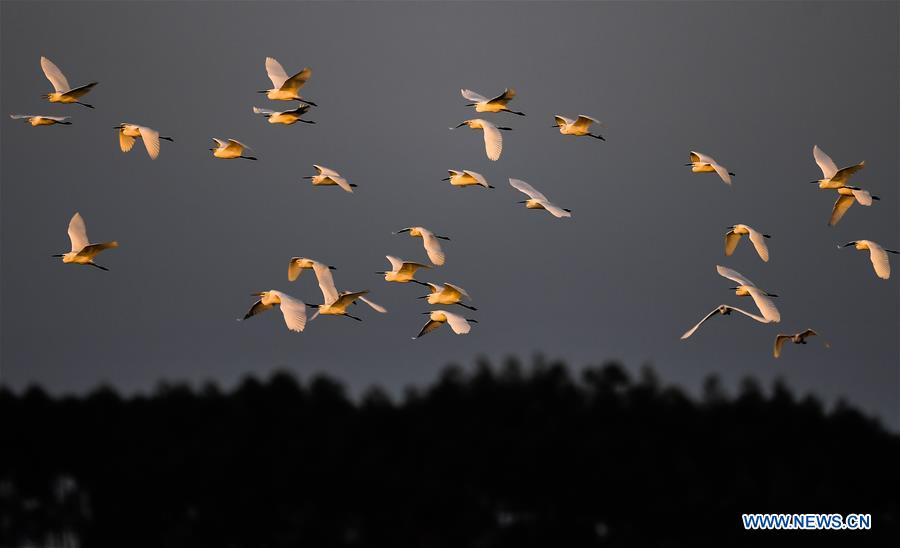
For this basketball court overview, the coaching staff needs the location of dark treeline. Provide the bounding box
[1,358,898,547]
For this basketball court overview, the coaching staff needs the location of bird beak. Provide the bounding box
[394,229,410,234]
[838,242,855,248]
[441,177,450,181]
[451,123,466,129]
[421,312,431,315]
[51,254,63,257]
[302,176,312,179]
[809,181,820,184]
[517,200,527,204]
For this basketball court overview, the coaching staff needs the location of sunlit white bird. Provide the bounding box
[509,178,571,218]
[10,114,71,126]
[716,265,781,322]
[838,240,899,280]
[418,283,476,311]
[687,151,734,185]
[725,224,771,262]
[302,165,356,192]
[461,88,524,115]
[774,329,825,358]
[259,57,315,105]
[40,56,97,108]
[252,105,314,125]
[241,290,307,332]
[115,123,174,160]
[394,226,450,266]
[810,145,865,189]
[552,114,605,140]
[442,170,493,189]
[680,304,769,340]
[52,212,118,271]
[308,290,387,322]
[450,119,510,161]
[412,310,477,339]
[827,186,879,226]
[377,255,430,285]
[210,138,257,160]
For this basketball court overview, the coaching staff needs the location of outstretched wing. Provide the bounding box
[119,130,136,153]
[225,139,249,154]
[554,115,574,127]
[829,195,855,226]
[386,255,404,272]
[265,57,289,89]
[41,56,70,92]
[67,212,89,252]
[413,319,442,339]
[773,335,790,358]
[138,126,161,160]
[487,88,516,105]
[711,163,732,185]
[572,115,598,131]
[850,188,873,206]
[540,201,572,219]
[312,261,339,305]
[64,82,96,99]
[325,176,354,193]
[716,265,756,287]
[746,227,770,262]
[443,283,470,300]
[813,145,838,179]
[242,300,272,321]
[253,106,278,116]
[866,241,891,280]
[746,287,781,323]
[359,296,387,313]
[509,178,547,201]
[281,68,312,92]
[463,170,489,188]
[271,291,307,332]
[421,231,446,266]
[830,162,865,185]
[724,231,742,257]
[481,120,503,161]
[680,307,722,340]
[442,310,472,334]
[314,164,342,177]
[287,258,304,281]
[461,89,488,103]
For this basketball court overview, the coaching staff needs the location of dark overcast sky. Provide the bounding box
[1,1,897,428]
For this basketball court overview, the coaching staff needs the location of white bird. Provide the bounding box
[686,151,734,185]
[460,88,524,115]
[442,170,493,189]
[774,329,825,358]
[258,57,315,105]
[9,114,71,126]
[552,115,605,140]
[40,57,97,108]
[302,165,356,192]
[241,290,307,332]
[811,145,865,189]
[308,289,387,322]
[418,282,476,311]
[210,138,257,160]
[716,265,781,322]
[394,227,450,266]
[725,224,771,262]
[52,212,118,271]
[115,123,174,160]
[838,240,899,280]
[827,187,879,226]
[450,119,510,161]
[680,304,769,340]
[508,178,571,218]
[378,255,430,285]
[412,310,477,339]
[252,105,314,125]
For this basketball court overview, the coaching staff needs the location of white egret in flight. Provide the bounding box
[680,304,769,340]
[210,138,256,160]
[686,151,734,185]
[774,329,825,358]
[302,165,356,192]
[394,227,450,266]
[811,145,865,189]
[241,290,307,332]
[252,105,314,125]
[442,170,493,189]
[10,114,71,126]
[259,57,315,105]
[40,57,97,108]
[418,283,476,311]
[377,256,430,285]
[827,187,879,226]
[115,123,173,160]
[716,265,781,322]
[838,240,898,280]
[308,290,387,322]
[412,310,477,339]
[460,88,524,115]
[725,224,771,262]
[552,115,605,140]
[52,212,118,271]
[509,178,571,218]
[450,119,510,161]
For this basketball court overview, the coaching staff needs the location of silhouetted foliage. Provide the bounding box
[1,359,897,547]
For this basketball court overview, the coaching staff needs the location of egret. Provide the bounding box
[725,224,771,262]
[774,329,825,358]
[259,57,315,105]
[40,56,97,108]
[308,290,387,322]
[552,115,605,140]
[412,310,477,339]
[680,304,769,340]
[450,119,510,161]
[716,265,781,322]
[418,283,476,311]
[240,290,307,332]
[811,145,865,189]
[115,123,174,160]
[210,138,256,160]
[394,227,450,266]
[509,178,571,218]
[828,187,879,226]
[461,88,524,115]
[52,212,118,271]
[442,170,493,189]
[686,151,734,185]
[9,114,71,126]
[378,256,430,285]
[302,165,356,192]
[252,105,314,125]
[838,240,899,280]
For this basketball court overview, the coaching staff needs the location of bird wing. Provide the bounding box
[829,195,855,226]
[225,139,249,154]
[813,145,838,179]
[799,329,818,339]
[9,114,32,119]
[724,231,742,256]
[243,299,273,320]
[43,115,71,122]
[865,241,891,279]
[212,138,227,148]
[399,261,430,276]
[690,151,715,164]
[850,188,873,206]
[286,104,310,116]
[78,241,118,257]
[443,283,470,300]
[480,120,503,161]
[271,291,307,332]
[40,56,70,92]
[773,335,790,358]
[442,310,472,334]
[508,178,547,200]
[463,170,489,188]
[421,231,446,266]
[67,212,89,252]
[711,162,732,185]
[413,319,442,339]
[573,115,598,130]
[281,67,311,92]
[460,89,488,103]
[63,82,96,99]
[727,305,770,324]
[326,176,354,193]
[386,255,404,272]
[253,106,278,115]
[313,164,342,177]
[681,307,722,340]
[119,130,136,153]
[312,261,339,305]
[265,57,289,89]
[359,296,387,313]
[138,126,161,160]
[746,287,781,323]
[334,290,368,308]
[716,265,756,287]
[539,200,572,218]
[830,162,865,185]
[487,88,515,105]
[287,258,304,282]
[746,227,770,262]
[555,115,574,126]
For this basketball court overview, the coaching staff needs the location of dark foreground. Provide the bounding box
[2,359,898,547]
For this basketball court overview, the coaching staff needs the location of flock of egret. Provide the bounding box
[12,54,897,354]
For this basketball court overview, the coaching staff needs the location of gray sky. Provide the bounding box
[2,1,898,428]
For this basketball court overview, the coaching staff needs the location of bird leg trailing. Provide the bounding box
[343,313,363,321]
[589,133,605,141]
[87,262,109,271]
[497,126,513,131]
[160,136,175,142]
[456,303,478,311]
